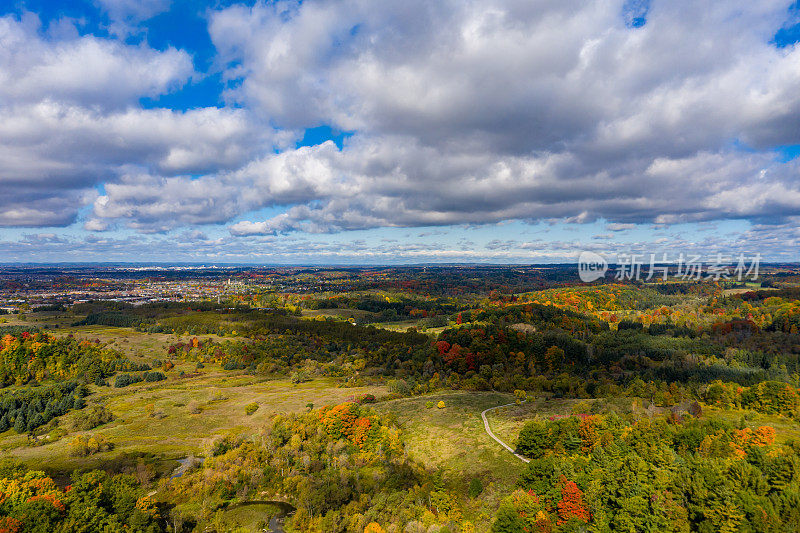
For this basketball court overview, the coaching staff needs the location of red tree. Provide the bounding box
[557,477,591,524]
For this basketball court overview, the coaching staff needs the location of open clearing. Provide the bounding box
[375,392,524,483]
[57,325,251,362]
[2,373,387,477]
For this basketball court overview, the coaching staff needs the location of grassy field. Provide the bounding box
[59,325,251,362]
[0,311,74,328]
[373,391,527,528]
[2,372,387,477]
[375,392,524,483]
[484,398,592,447]
[218,503,281,532]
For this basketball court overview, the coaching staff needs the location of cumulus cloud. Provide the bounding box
[607,224,636,232]
[198,0,800,233]
[210,0,800,152]
[91,140,800,235]
[5,0,800,246]
[0,14,192,108]
[0,101,263,226]
[0,13,267,227]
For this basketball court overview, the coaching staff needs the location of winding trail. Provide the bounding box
[481,403,530,463]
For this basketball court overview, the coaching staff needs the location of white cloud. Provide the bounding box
[96,0,172,22]
[0,13,269,228]
[203,0,800,233]
[607,223,636,232]
[0,14,192,108]
[6,0,800,241]
[0,102,264,226]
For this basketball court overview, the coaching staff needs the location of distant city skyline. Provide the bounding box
[2,1,800,263]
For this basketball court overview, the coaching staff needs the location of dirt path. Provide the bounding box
[481,403,530,463]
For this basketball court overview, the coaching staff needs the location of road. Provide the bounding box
[480,403,530,463]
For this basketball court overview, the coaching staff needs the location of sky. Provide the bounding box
[1,0,800,264]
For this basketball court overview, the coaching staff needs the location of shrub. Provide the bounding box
[426,401,434,409]
[423,315,449,328]
[114,373,142,388]
[516,419,551,458]
[514,389,527,404]
[13,415,26,434]
[143,371,166,382]
[571,401,591,415]
[210,435,239,457]
[69,434,113,456]
[437,401,445,409]
[70,405,114,431]
[357,393,376,404]
[290,370,310,384]
[468,477,483,498]
[388,379,412,395]
[244,402,259,416]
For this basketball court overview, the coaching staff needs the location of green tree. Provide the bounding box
[468,477,483,498]
[516,419,552,458]
[491,501,525,533]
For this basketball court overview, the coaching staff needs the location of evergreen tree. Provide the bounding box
[13,412,26,433]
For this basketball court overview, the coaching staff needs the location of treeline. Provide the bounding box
[704,380,800,417]
[114,371,166,388]
[160,313,431,372]
[243,314,429,346]
[305,293,468,321]
[0,326,40,336]
[73,300,257,331]
[165,326,431,380]
[0,332,133,385]
[477,303,609,335]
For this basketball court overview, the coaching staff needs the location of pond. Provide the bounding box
[170,456,204,478]
[222,500,296,533]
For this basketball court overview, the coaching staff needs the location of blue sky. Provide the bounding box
[1,0,800,263]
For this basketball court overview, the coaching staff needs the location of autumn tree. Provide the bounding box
[557,477,590,525]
